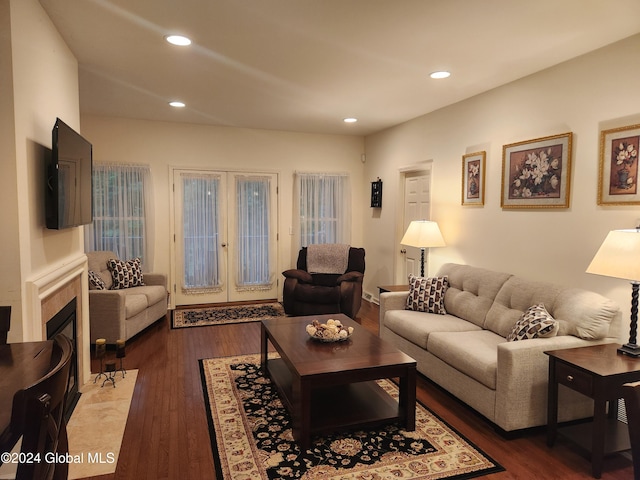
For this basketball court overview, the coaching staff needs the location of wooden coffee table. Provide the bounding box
[261,313,416,449]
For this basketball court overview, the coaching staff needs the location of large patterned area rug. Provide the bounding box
[173,302,285,328]
[199,354,504,480]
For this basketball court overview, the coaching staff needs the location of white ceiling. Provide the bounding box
[39,0,640,136]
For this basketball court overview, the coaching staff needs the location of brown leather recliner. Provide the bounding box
[282,246,365,319]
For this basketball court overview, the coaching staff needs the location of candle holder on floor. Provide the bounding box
[94,338,117,388]
[93,338,109,385]
[102,360,117,388]
[116,339,126,378]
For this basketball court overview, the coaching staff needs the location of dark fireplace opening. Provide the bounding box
[46,297,81,421]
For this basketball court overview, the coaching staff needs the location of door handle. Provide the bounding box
[221,243,227,247]
[400,248,406,254]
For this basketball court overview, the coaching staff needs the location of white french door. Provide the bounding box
[171,169,278,306]
[400,170,432,281]
[228,172,278,302]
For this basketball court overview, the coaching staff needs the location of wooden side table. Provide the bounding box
[378,285,409,295]
[546,343,640,478]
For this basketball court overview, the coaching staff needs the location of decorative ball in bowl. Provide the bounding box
[306,319,354,342]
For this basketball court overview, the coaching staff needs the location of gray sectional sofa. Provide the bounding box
[87,251,168,344]
[379,263,622,432]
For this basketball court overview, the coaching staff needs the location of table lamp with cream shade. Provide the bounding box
[400,220,446,277]
[586,228,640,357]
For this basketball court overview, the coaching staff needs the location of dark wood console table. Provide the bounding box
[546,343,640,478]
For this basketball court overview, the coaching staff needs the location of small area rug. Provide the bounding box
[67,369,138,479]
[199,354,504,480]
[173,302,285,329]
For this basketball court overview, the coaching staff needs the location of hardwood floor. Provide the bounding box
[86,301,634,480]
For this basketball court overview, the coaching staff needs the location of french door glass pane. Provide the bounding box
[236,176,271,286]
[182,174,221,290]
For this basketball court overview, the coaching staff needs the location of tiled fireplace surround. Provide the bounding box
[26,254,91,386]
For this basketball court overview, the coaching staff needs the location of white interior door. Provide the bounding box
[172,169,278,306]
[401,171,432,280]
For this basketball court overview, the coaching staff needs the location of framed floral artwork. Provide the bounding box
[462,151,485,206]
[598,123,640,205]
[501,132,573,209]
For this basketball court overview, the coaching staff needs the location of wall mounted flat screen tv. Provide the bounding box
[46,118,93,229]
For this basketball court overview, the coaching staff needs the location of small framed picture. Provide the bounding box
[462,151,485,206]
[501,132,573,209]
[598,123,640,205]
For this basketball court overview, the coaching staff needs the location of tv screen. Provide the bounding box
[46,118,93,229]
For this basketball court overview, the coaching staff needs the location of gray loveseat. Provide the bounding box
[379,263,622,432]
[87,251,168,344]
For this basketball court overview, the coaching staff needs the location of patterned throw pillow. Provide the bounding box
[107,257,145,289]
[88,270,106,290]
[405,274,448,314]
[507,304,559,341]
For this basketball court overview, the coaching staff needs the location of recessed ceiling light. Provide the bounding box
[343,117,358,123]
[169,101,186,108]
[165,35,192,46]
[430,71,451,79]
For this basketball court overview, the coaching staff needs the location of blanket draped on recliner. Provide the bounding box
[306,244,350,274]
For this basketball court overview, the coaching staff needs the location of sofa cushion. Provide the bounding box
[97,270,113,290]
[134,285,168,306]
[428,330,503,390]
[485,276,620,340]
[124,293,149,318]
[553,288,620,340]
[437,263,512,328]
[484,276,563,338]
[108,257,145,289]
[405,274,448,314]
[87,250,115,290]
[310,273,340,287]
[384,309,482,349]
[294,283,340,303]
[88,270,106,290]
[507,304,559,341]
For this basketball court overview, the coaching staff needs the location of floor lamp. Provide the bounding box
[400,220,446,277]
[587,228,640,357]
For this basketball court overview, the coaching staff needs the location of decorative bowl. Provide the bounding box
[309,331,353,343]
[306,318,354,343]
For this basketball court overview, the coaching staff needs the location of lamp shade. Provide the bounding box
[400,220,446,248]
[586,229,640,282]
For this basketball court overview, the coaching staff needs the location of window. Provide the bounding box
[85,164,152,267]
[295,172,350,246]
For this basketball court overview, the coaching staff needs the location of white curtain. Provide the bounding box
[295,172,351,248]
[235,175,272,289]
[85,163,154,269]
[181,173,221,292]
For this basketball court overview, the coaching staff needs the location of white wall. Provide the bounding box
[0,0,21,338]
[3,0,84,341]
[9,0,637,343]
[80,115,365,304]
[363,34,640,340]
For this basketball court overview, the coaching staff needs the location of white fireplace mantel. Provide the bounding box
[26,254,91,385]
